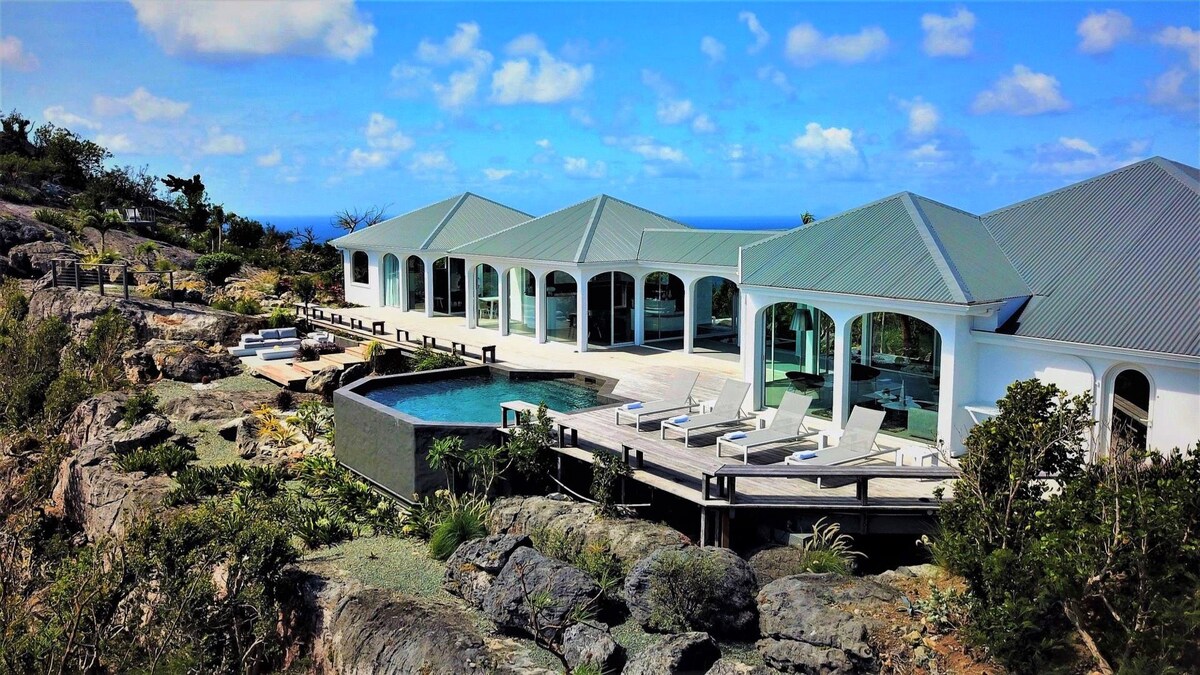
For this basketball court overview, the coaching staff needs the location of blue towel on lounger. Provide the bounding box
[792,450,818,460]
[624,402,644,410]
[670,415,689,424]
[723,431,747,441]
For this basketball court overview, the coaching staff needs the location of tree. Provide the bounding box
[332,204,388,234]
[801,211,816,225]
[161,173,209,235]
[208,204,227,252]
[81,209,123,255]
[194,252,243,286]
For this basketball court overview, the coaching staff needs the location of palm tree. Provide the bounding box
[80,209,122,255]
[209,205,227,252]
[801,211,816,225]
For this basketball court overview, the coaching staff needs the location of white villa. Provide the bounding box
[332,157,1200,456]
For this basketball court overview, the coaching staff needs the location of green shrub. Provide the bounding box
[232,297,262,315]
[194,252,242,285]
[646,548,726,633]
[794,518,864,575]
[115,442,196,475]
[266,306,292,328]
[152,258,175,272]
[531,526,626,595]
[122,388,159,427]
[591,451,632,517]
[287,400,333,442]
[33,207,71,229]
[428,497,489,560]
[166,463,288,505]
[0,185,33,203]
[292,501,354,549]
[210,297,235,312]
[410,346,465,372]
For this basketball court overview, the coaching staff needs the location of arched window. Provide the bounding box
[351,251,369,284]
[1110,368,1151,454]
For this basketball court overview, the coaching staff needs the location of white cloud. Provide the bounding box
[738,11,770,54]
[570,107,594,127]
[417,22,487,64]
[898,97,939,136]
[0,36,38,71]
[1029,136,1146,176]
[908,141,950,168]
[700,36,726,63]
[128,0,375,61]
[199,127,246,155]
[412,23,495,111]
[408,150,455,175]
[346,148,389,171]
[389,62,433,98]
[256,148,283,167]
[971,65,1070,115]
[94,87,190,122]
[483,168,515,181]
[1146,66,1198,111]
[95,133,135,153]
[364,113,414,151]
[789,122,861,172]
[757,65,794,94]
[785,23,889,66]
[656,99,694,124]
[43,105,99,130]
[535,138,552,149]
[630,142,685,162]
[490,43,593,104]
[563,156,607,179]
[504,33,545,57]
[1077,10,1133,54]
[692,114,717,134]
[1154,26,1200,70]
[921,7,975,57]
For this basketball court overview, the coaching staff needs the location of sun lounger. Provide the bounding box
[783,406,893,484]
[716,391,816,463]
[660,379,753,447]
[614,370,699,430]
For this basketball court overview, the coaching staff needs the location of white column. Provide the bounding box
[633,274,646,345]
[423,257,435,318]
[535,272,547,343]
[682,278,695,353]
[860,313,873,365]
[742,293,767,409]
[399,256,410,312]
[465,260,478,329]
[576,274,590,353]
[498,268,511,336]
[935,314,975,455]
[831,313,855,428]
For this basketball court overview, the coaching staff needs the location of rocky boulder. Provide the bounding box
[305,366,341,398]
[108,414,173,454]
[145,339,241,383]
[300,574,551,675]
[122,348,159,384]
[62,391,130,449]
[483,546,608,641]
[705,659,773,675]
[444,534,531,607]
[80,227,199,270]
[7,240,76,278]
[562,622,625,674]
[0,207,65,254]
[48,441,173,541]
[624,632,721,675]
[27,287,262,344]
[756,573,900,674]
[339,362,368,387]
[234,416,262,459]
[624,546,758,638]
[159,389,275,423]
[488,495,691,568]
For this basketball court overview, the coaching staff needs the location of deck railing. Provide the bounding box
[49,258,177,307]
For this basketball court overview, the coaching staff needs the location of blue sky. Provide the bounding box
[1,1,1197,221]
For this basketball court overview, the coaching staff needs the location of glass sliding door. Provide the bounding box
[432,257,466,316]
[643,271,685,342]
[507,268,536,336]
[586,272,635,347]
[474,264,499,329]
[382,254,400,307]
[405,256,425,311]
[761,302,834,416]
[544,270,577,343]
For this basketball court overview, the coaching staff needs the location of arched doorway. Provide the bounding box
[382,254,400,307]
[506,268,537,336]
[1110,368,1151,453]
[474,263,500,330]
[431,256,466,316]
[586,271,635,347]
[761,302,835,417]
[692,275,739,353]
[405,256,425,311]
[643,271,685,343]
[544,270,577,343]
[849,312,942,441]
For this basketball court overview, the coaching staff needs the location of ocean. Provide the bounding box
[249,214,799,244]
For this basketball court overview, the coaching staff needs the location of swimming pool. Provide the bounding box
[362,373,603,424]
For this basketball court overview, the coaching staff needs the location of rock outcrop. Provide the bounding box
[144,339,241,383]
[482,546,608,641]
[756,573,900,674]
[305,366,341,398]
[624,546,759,638]
[7,240,76,277]
[80,227,199,270]
[62,391,130,449]
[562,621,625,674]
[159,389,275,423]
[300,573,552,675]
[444,533,532,607]
[27,287,261,344]
[705,659,773,675]
[623,632,721,675]
[487,495,691,568]
[48,441,173,541]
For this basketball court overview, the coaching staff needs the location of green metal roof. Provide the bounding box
[451,195,691,263]
[983,156,1199,356]
[329,193,531,253]
[741,192,1030,304]
[637,229,774,268]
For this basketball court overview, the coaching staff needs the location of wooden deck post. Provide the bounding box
[168,271,175,307]
[719,510,731,548]
[122,264,129,300]
[50,260,57,287]
[73,261,80,291]
[699,506,708,547]
[98,265,105,296]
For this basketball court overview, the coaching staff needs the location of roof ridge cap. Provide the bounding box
[419,193,469,250]
[602,194,694,230]
[902,193,973,304]
[574,195,607,263]
[981,157,1156,218]
[1151,156,1200,194]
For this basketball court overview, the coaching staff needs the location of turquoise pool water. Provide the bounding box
[363,375,602,423]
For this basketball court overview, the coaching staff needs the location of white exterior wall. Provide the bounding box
[972,335,1200,455]
[342,249,382,306]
